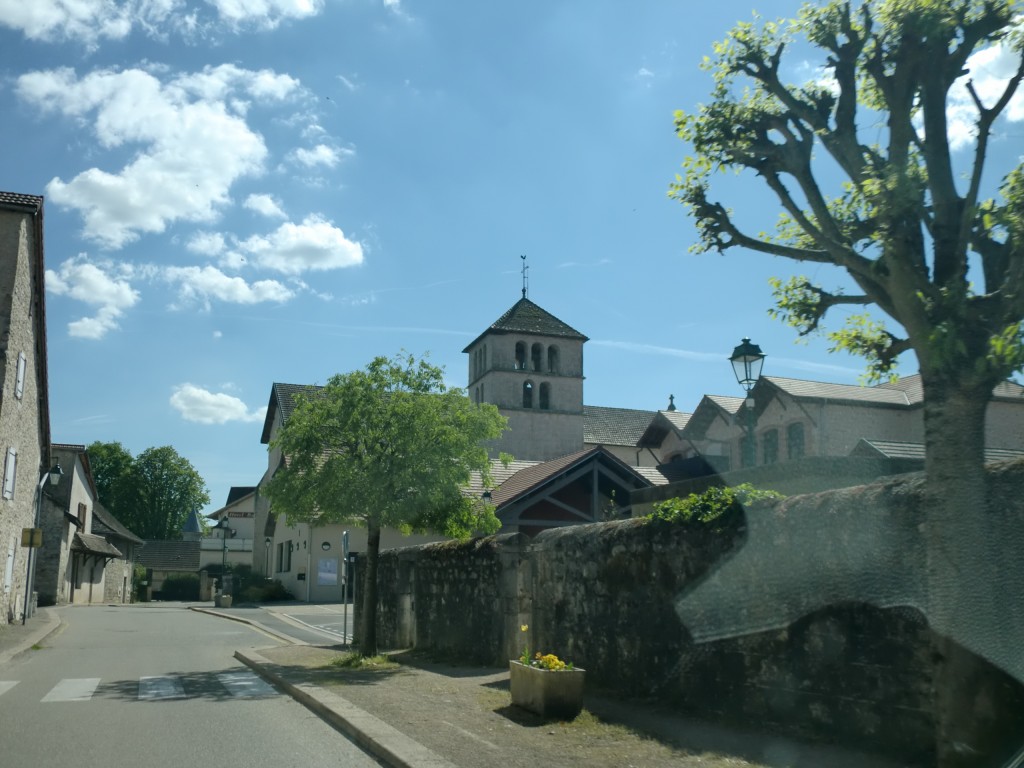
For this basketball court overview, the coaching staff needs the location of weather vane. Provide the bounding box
[521,254,529,299]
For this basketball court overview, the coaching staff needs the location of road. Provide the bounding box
[0,604,382,768]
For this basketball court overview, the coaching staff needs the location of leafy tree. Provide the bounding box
[671,2,1023,759]
[86,441,210,540]
[87,441,137,514]
[264,352,508,656]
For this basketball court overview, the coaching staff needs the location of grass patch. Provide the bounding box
[327,652,400,672]
[31,644,43,650]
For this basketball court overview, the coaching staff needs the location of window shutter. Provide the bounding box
[3,448,17,500]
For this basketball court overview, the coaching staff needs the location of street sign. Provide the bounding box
[21,528,42,548]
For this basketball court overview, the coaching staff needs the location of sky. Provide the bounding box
[1,0,1022,515]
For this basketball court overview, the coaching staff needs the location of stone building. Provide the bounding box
[36,443,141,606]
[0,192,53,625]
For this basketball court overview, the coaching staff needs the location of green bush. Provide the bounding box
[649,483,784,524]
[239,580,293,603]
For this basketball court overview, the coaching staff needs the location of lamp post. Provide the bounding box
[214,517,233,595]
[264,536,272,580]
[729,338,765,469]
[23,462,63,624]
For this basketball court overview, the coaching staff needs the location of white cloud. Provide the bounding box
[187,231,227,256]
[292,144,348,168]
[238,214,364,274]
[0,0,147,45]
[164,265,295,307]
[17,64,302,249]
[0,0,324,43]
[946,29,1024,150]
[244,193,287,218]
[207,0,323,28]
[170,383,267,424]
[46,255,140,339]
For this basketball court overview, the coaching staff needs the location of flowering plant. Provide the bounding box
[518,625,575,670]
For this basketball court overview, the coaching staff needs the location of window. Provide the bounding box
[763,429,779,464]
[787,422,805,459]
[522,381,534,408]
[547,345,559,373]
[531,343,543,371]
[539,382,550,410]
[15,352,26,399]
[515,342,527,369]
[3,448,16,500]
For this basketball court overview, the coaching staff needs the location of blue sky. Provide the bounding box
[2,1,1021,514]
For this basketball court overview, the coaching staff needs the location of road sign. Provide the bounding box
[21,528,42,548]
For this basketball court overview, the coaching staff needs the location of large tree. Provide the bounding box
[671,2,1023,762]
[264,352,507,656]
[87,441,210,540]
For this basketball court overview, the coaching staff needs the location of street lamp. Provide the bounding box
[729,338,765,468]
[23,462,63,624]
[214,517,234,595]
[264,536,272,579]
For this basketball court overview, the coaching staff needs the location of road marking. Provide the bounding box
[217,671,277,698]
[139,676,186,700]
[42,678,101,702]
[0,681,18,697]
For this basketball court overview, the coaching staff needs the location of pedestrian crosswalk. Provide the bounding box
[0,670,278,702]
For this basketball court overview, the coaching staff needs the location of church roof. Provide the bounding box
[583,405,657,446]
[463,298,587,352]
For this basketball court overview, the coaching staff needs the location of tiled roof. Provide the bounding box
[465,459,541,499]
[72,532,123,558]
[261,382,324,443]
[463,298,587,351]
[136,540,201,572]
[226,486,256,505]
[852,439,1024,462]
[0,191,43,212]
[490,446,651,507]
[762,376,913,406]
[584,405,657,446]
[91,501,143,544]
[662,410,692,431]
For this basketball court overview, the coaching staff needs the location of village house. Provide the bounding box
[0,192,53,625]
[35,443,142,607]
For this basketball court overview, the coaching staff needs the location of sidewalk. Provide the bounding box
[214,609,910,768]
[0,608,61,667]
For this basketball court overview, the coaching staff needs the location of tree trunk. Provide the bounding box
[359,520,381,657]
[919,374,1015,766]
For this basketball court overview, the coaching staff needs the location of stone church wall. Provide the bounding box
[370,460,1024,764]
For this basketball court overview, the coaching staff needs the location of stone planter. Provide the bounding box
[509,660,585,719]
[215,594,232,608]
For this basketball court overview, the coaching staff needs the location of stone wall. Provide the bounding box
[370,460,1024,764]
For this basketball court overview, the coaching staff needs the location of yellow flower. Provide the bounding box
[520,624,528,632]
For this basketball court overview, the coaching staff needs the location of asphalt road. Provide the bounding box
[0,604,382,768]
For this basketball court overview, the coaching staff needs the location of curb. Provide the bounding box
[188,606,308,646]
[0,608,62,667]
[235,648,457,768]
